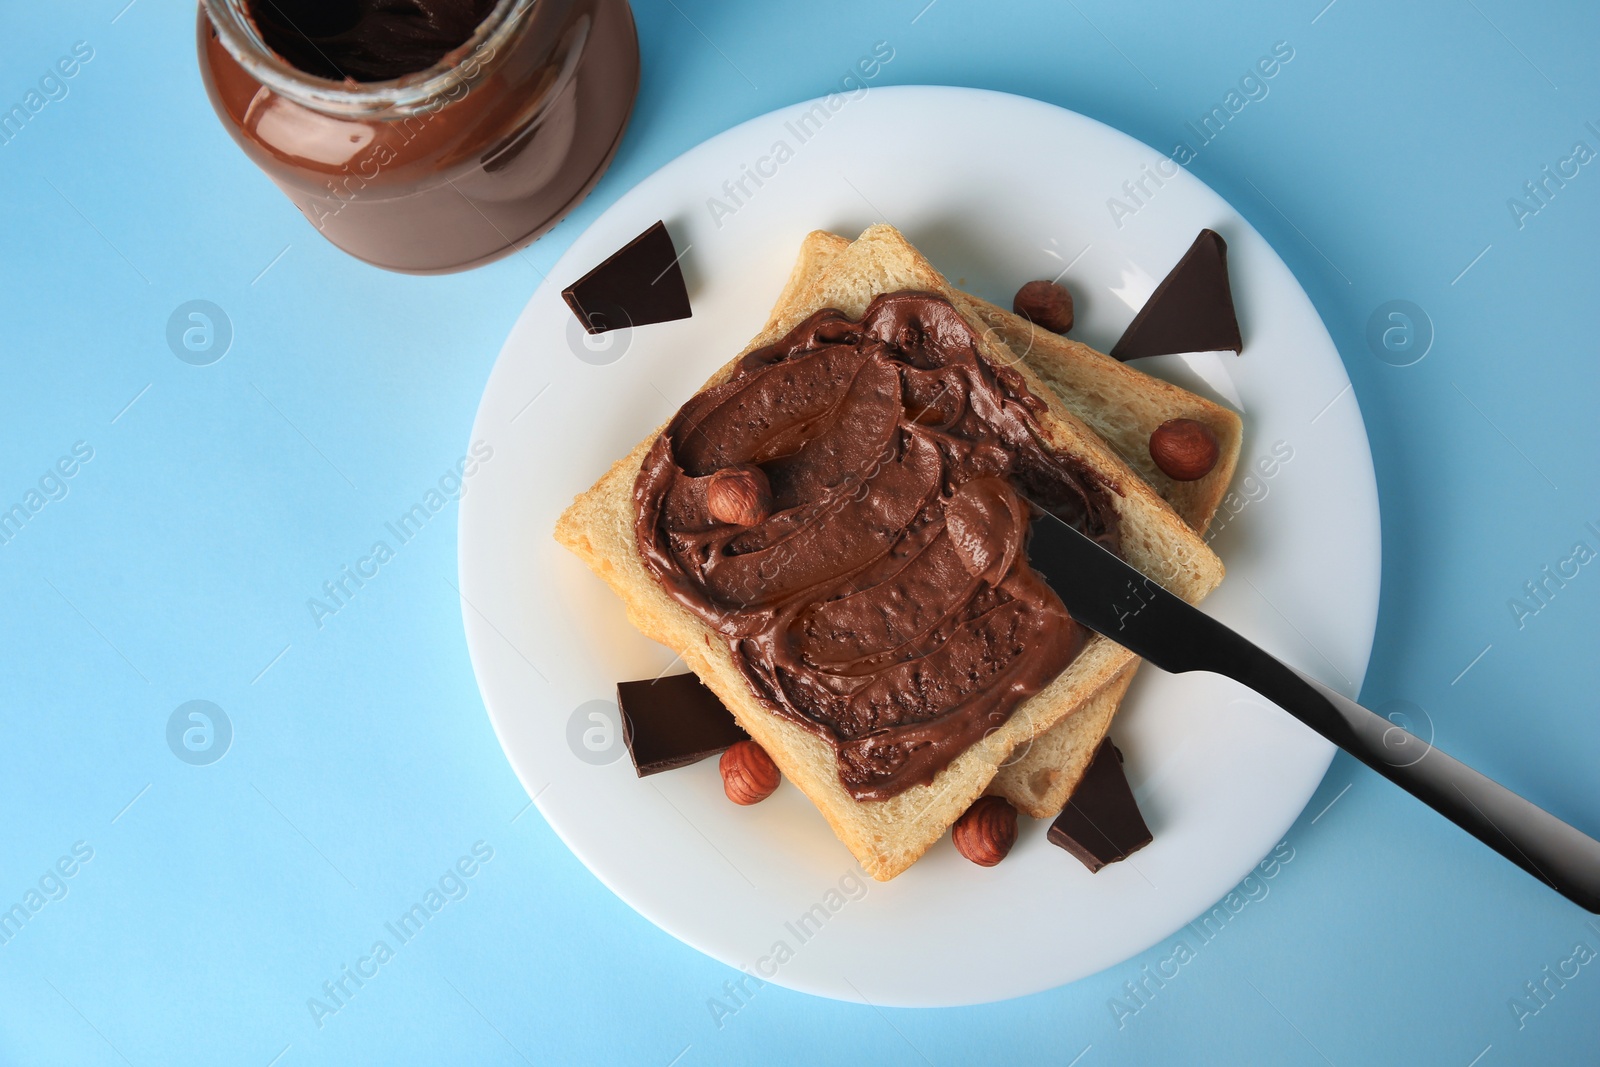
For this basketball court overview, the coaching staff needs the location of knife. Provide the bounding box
[1029,513,1600,913]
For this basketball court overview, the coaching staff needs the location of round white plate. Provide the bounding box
[459,86,1379,1006]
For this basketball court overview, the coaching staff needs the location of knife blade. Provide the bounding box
[1028,511,1600,913]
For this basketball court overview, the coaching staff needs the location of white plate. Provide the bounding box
[459,86,1379,1007]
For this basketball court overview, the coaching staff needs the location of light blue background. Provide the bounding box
[2,1,1597,1063]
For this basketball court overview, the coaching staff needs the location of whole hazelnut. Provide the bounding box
[951,795,1019,867]
[1012,280,1074,334]
[1148,418,1220,481]
[720,740,780,805]
[705,464,773,526]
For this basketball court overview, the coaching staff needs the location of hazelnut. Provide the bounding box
[951,795,1019,867]
[1012,280,1074,334]
[705,465,773,526]
[1148,418,1220,481]
[720,740,780,805]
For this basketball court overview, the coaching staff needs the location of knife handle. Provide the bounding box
[1229,652,1600,913]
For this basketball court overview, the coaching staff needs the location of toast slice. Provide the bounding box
[764,232,1244,818]
[555,225,1225,879]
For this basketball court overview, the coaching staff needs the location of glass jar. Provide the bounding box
[197,0,639,274]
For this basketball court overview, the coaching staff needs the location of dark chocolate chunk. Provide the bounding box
[616,672,748,776]
[1109,229,1242,361]
[1048,740,1152,872]
[563,220,692,335]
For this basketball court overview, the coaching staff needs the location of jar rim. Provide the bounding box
[200,0,535,113]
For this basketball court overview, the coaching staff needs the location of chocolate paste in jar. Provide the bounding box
[198,0,638,273]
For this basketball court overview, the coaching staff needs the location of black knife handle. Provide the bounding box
[1024,511,1600,909]
[1229,650,1600,913]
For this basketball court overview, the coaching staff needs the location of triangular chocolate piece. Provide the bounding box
[563,220,692,335]
[616,672,748,776]
[1047,740,1152,872]
[1109,229,1242,361]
